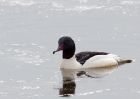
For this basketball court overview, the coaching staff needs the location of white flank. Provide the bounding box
[60,54,131,70]
[83,54,119,68]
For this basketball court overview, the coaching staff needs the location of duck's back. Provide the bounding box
[76,51,109,65]
[76,52,119,68]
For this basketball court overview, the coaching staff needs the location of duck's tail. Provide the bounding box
[118,59,134,65]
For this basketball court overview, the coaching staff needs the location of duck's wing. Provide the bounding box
[75,51,109,65]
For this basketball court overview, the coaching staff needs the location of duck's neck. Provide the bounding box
[63,48,75,59]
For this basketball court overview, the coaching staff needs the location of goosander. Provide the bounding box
[53,36,133,70]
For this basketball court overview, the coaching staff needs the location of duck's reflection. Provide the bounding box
[59,65,118,96]
[59,79,76,97]
[59,69,77,97]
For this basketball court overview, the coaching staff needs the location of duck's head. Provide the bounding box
[53,36,76,59]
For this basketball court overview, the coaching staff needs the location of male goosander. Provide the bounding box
[53,36,133,70]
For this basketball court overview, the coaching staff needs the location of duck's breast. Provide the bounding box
[60,57,81,69]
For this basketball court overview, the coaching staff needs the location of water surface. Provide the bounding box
[0,0,140,98]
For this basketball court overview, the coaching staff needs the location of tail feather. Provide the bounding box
[118,59,133,65]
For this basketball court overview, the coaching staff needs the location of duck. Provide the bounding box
[53,36,133,70]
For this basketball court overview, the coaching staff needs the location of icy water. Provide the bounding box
[0,0,140,98]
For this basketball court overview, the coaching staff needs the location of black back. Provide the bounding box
[76,51,109,65]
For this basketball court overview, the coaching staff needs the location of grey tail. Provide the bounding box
[118,59,133,65]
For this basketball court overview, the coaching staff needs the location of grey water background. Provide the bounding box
[0,0,140,98]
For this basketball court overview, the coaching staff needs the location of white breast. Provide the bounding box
[60,57,81,69]
[83,54,120,68]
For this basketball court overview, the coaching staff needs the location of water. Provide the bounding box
[0,0,140,98]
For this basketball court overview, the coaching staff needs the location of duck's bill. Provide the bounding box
[53,44,63,54]
[53,50,59,54]
[53,47,62,54]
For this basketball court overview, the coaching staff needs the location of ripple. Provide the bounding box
[95,89,103,93]
[78,0,88,4]
[77,88,112,96]
[128,77,134,81]
[105,88,111,91]
[65,5,105,12]
[136,91,140,94]
[0,0,35,6]
[20,93,44,97]
[16,80,26,83]
[0,0,139,16]
[121,0,140,5]
[0,80,6,84]
[0,92,8,96]
[0,43,49,66]
[21,86,40,90]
